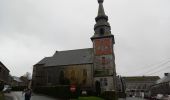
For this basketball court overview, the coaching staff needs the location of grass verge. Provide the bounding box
[77,96,104,100]
[0,92,4,100]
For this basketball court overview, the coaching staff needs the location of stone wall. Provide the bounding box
[33,64,94,91]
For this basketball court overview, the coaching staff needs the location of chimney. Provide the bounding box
[164,73,169,76]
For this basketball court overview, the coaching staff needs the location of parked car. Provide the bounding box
[2,85,11,93]
[156,94,164,100]
[150,96,157,100]
[162,95,170,100]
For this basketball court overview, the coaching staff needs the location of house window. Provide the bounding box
[47,73,52,83]
[143,84,147,89]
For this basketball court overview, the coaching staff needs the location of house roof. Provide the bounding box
[156,73,170,84]
[123,76,160,82]
[36,48,93,67]
[0,61,10,72]
[36,57,52,65]
[12,76,23,82]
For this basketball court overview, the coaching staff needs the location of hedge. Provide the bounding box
[33,85,81,99]
[101,91,118,100]
[78,96,104,100]
[0,82,4,91]
[117,92,126,98]
[0,92,4,100]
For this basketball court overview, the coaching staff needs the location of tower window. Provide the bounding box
[100,28,104,35]
[102,57,106,65]
[104,78,108,86]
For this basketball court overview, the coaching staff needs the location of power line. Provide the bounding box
[141,60,170,75]
[132,59,170,75]
[123,58,170,74]
[147,66,170,76]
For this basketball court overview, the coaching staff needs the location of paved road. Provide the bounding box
[119,97,146,100]
[4,91,59,100]
[5,92,146,100]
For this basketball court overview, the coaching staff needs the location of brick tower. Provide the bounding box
[91,0,117,92]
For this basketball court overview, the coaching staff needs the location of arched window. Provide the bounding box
[104,78,108,86]
[59,70,64,84]
[83,69,87,77]
[71,70,75,81]
[100,28,104,35]
[95,80,101,95]
[101,57,106,65]
[82,69,87,84]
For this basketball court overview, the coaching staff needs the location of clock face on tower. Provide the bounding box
[94,38,112,55]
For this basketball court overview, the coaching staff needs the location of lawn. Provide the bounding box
[77,96,104,100]
[0,92,4,100]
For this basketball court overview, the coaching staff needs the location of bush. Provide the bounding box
[33,85,81,99]
[101,91,118,100]
[12,86,27,91]
[86,90,96,96]
[0,92,4,100]
[117,92,126,98]
[0,84,4,91]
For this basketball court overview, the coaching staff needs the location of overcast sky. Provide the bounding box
[0,0,170,77]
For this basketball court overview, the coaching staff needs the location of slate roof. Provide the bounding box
[36,48,93,67]
[37,57,52,65]
[123,76,160,82]
[0,61,10,72]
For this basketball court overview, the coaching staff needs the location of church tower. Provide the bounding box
[91,0,116,92]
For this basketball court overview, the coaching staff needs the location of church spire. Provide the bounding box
[91,0,113,40]
[95,0,108,22]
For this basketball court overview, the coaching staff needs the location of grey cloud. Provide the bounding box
[0,0,169,77]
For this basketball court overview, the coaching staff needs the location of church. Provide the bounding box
[32,0,117,93]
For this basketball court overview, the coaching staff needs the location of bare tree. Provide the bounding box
[20,72,32,88]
